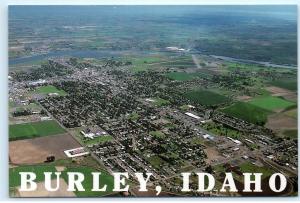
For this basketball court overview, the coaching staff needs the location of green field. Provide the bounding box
[221,102,270,125]
[239,162,274,179]
[201,121,242,139]
[152,98,170,106]
[184,90,229,106]
[9,165,57,188]
[249,96,295,111]
[269,79,297,91]
[35,85,67,96]
[150,130,166,139]
[131,56,164,65]
[166,72,195,81]
[146,155,167,169]
[83,135,113,146]
[9,120,66,141]
[282,129,298,139]
[61,167,114,197]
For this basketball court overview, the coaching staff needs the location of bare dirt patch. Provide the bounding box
[237,95,252,102]
[17,178,76,197]
[9,134,81,165]
[265,113,297,132]
[204,147,224,164]
[266,86,297,102]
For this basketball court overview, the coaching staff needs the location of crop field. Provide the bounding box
[10,165,57,187]
[9,120,66,141]
[184,90,229,106]
[268,79,297,91]
[9,134,81,164]
[221,102,270,125]
[131,56,165,65]
[248,96,296,111]
[34,85,67,96]
[61,167,114,197]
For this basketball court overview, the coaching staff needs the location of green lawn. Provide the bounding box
[153,98,170,106]
[9,120,66,141]
[61,167,114,197]
[146,155,167,169]
[9,165,57,188]
[35,85,67,96]
[184,90,229,106]
[248,96,295,111]
[221,102,270,125]
[239,162,274,179]
[83,135,113,146]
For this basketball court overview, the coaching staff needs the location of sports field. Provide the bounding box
[35,85,67,96]
[184,90,229,106]
[9,120,66,141]
[248,96,295,111]
[221,102,270,125]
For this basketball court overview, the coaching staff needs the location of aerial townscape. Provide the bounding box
[8,6,298,197]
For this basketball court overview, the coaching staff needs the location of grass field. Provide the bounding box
[221,102,270,125]
[239,162,274,179]
[184,90,229,106]
[167,72,195,81]
[150,131,166,139]
[249,96,295,111]
[152,98,170,106]
[9,165,57,188]
[9,120,66,141]
[83,135,113,146]
[201,121,242,139]
[282,129,298,139]
[269,79,297,91]
[61,167,114,197]
[35,85,67,96]
[146,155,167,169]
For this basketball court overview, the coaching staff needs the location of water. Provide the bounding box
[9,50,124,66]
[210,55,297,69]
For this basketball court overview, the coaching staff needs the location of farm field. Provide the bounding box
[166,72,195,81]
[221,102,270,125]
[268,79,297,91]
[248,96,296,111]
[184,90,229,106]
[34,85,67,96]
[9,120,66,141]
[9,133,81,164]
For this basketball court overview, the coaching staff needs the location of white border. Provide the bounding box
[1,1,299,202]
